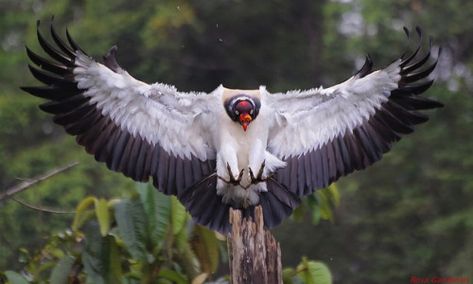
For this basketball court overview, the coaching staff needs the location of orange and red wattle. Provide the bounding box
[239,113,252,131]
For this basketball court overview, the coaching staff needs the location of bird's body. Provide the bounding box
[215,87,284,206]
[23,23,443,232]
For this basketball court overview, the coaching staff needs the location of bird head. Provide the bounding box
[224,94,261,132]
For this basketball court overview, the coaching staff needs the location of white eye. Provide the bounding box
[250,109,254,114]
[235,110,240,115]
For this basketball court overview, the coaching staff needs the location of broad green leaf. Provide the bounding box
[49,255,75,284]
[158,268,188,284]
[316,191,333,221]
[171,196,187,235]
[82,227,123,284]
[282,267,296,284]
[94,198,111,236]
[316,184,342,223]
[175,228,201,279]
[4,271,29,284]
[137,183,170,248]
[191,226,219,274]
[72,196,97,231]
[154,190,172,244]
[307,194,322,224]
[297,258,332,284]
[292,194,322,224]
[107,198,122,208]
[103,236,123,284]
[114,199,148,261]
[82,224,106,284]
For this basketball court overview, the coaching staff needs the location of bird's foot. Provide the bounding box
[218,163,245,186]
[249,160,268,184]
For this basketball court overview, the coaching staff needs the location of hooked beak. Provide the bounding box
[239,113,252,132]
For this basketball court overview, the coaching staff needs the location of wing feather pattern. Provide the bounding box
[21,22,236,232]
[267,28,442,196]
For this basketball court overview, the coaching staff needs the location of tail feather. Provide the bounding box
[179,174,232,233]
[260,178,301,228]
[180,175,300,233]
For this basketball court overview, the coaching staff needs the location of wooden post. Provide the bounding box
[228,206,282,284]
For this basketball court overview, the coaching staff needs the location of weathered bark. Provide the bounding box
[228,206,282,284]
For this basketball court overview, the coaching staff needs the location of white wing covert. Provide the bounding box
[267,29,442,196]
[22,22,218,197]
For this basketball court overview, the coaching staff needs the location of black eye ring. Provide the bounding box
[224,94,261,122]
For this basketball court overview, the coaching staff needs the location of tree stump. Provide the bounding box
[228,206,282,284]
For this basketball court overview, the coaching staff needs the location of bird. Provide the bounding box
[22,21,442,233]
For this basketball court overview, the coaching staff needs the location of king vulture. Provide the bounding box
[22,22,442,233]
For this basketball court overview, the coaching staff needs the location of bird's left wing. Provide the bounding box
[266,29,442,196]
[22,22,219,197]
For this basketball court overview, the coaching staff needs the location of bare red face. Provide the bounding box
[235,100,254,131]
[224,95,261,132]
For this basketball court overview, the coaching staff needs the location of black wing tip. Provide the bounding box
[65,28,87,55]
[355,54,374,78]
[26,17,89,87]
[35,16,88,56]
[415,26,422,37]
[433,100,444,108]
[19,86,32,94]
[402,26,422,39]
[403,26,409,37]
[21,86,53,101]
[399,26,441,88]
[34,19,77,66]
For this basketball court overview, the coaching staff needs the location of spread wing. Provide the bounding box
[22,22,219,198]
[267,28,443,196]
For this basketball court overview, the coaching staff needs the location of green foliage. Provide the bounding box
[283,257,332,284]
[49,255,75,284]
[114,199,149,262]
[1,184,332,282]
[0,184,226,282]
[293,184,340,225]
[190,226,220,274]
[3,271,29,284]
[94,199,111,236]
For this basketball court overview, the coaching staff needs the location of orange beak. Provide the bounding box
[239,113,252,132]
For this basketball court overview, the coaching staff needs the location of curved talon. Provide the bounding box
[249,167,256,181]
[257,160,266,177]
[249,160,267,184]
[219,163,244,186]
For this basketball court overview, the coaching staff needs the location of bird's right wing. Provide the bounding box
[266,28,442,196]
[22,22,219,198]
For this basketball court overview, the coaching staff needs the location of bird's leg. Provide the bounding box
[218,162,245,186]
[249,160,268,184]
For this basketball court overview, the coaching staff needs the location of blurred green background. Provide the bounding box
[0,0,472,283]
